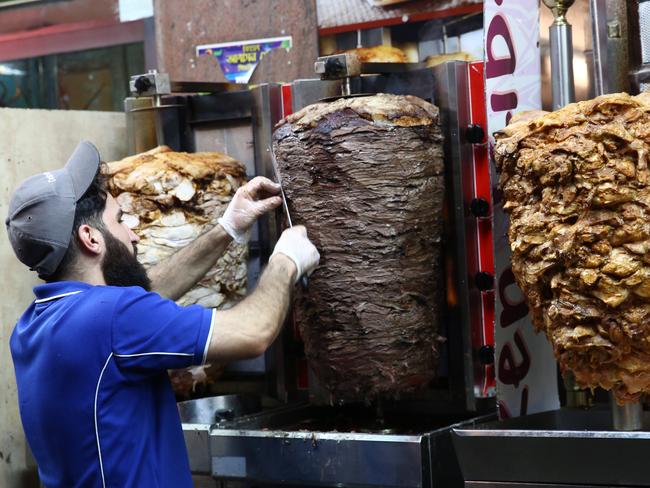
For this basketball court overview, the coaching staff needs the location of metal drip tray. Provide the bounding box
[453,408,650,487]
[209,403,444,487]
[221,403,462,435]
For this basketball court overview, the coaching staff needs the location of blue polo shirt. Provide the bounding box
[10,281,215,488]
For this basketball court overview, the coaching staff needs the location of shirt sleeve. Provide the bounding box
[111,287,215,374]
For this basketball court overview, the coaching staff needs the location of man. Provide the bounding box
[5,141,320,488]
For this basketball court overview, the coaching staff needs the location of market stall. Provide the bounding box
[119,8,495,486]
[109,1,650,487]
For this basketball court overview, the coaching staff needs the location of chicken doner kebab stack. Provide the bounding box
[495,92,650,404]
[106,146,248,397]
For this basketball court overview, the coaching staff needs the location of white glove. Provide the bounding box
[218,176,282,243]
[270,226,320,284]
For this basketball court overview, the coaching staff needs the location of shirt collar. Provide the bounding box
[33,281,93,303]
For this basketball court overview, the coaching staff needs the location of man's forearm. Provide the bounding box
[206,255,296,363]
[245,255,296,347]
[148,224,232,300]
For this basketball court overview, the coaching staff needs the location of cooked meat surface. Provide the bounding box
[495,92,650,404]
[273,93,445,402]
[340,45,409,63]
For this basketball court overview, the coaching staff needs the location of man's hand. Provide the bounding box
[151,177,281,298]
[218,176,282,243]
[207,226,320,363]
[270,226,320,283]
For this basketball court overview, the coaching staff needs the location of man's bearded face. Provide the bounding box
[100,229,151,291]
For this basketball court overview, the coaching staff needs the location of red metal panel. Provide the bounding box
[281,83,294,118]
[468,60,496,398]
[0,19,144,62]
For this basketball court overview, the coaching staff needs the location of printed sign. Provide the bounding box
[484,0,560,418]
[196,36,292,84]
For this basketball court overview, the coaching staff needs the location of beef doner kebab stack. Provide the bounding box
[273,93,444,403]
[495,92,650,404]
[106,146,248,396]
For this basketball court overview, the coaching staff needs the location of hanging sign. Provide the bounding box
[485,0,560,418]
[196,36,292,83]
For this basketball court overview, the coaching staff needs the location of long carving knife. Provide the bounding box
[268,146,309,289]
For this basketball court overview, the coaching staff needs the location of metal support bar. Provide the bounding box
[611,394,643,431]
[590,0,609,96]
[548,22,576,109]
[562,371,591,409]
[543,0,576,109]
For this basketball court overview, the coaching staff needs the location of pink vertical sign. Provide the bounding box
[485,0,560,418]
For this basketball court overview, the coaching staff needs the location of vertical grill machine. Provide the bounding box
[125,29,496,488]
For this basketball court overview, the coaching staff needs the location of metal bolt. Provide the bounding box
[134,76,152,93]
[470,198,490,218]
[607,21,621,39]
[478,345,495,365]
[466,124,485,144]
[475,271,495,291]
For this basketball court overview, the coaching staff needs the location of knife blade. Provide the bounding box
[268,148,293,228]
[268,146,309,289]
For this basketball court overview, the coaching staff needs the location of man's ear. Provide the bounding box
[76,224,103,256]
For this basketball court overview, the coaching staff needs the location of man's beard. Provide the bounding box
[101,230,151,291]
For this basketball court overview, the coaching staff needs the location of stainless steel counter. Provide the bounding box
[453,408,650,487]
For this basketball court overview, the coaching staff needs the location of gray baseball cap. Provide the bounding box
[5,141,101,276]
